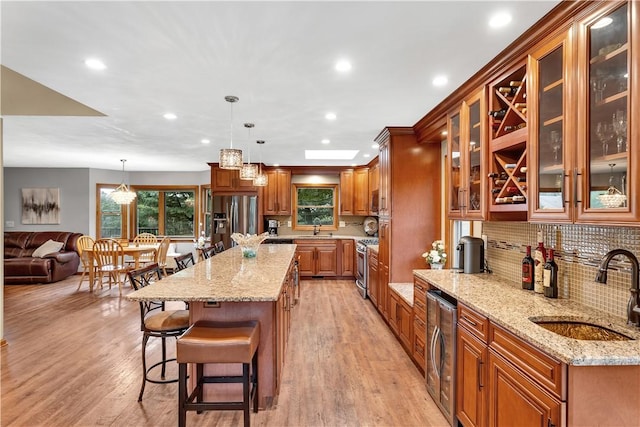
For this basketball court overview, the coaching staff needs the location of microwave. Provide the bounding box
[370,190,379,213]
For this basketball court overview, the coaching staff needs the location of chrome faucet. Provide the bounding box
[313,224,320,236]
[595,249,640,327]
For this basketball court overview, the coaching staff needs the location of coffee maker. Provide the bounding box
[267,220,278,236]
[455,236,485,273]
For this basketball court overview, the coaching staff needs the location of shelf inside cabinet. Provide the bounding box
[590,43,628,65]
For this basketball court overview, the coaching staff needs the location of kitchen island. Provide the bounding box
[127,244,297,408]
[416,269,640,426]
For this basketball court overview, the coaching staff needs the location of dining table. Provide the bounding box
[84,244,158,291]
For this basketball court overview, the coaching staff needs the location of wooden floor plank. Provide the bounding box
[2,276,449,426]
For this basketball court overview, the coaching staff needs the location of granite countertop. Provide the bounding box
[414,269,640,366]
[265,234,373,241]
[389,283,413,306]
[127,244,297,302]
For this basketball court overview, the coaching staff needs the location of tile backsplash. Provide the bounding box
[483,222,640,320]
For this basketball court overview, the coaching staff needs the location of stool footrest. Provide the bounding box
[201,375,244,384]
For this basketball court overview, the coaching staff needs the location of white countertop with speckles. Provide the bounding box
[127,244,296,302]
[389,283,413,306]
[414,269,640,366]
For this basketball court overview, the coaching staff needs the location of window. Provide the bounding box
[293,184,338,230]
[132,186,198,238]
[202,186,212,237]
[97,184,126,239]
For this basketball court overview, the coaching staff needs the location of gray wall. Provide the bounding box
[3,167,210,237]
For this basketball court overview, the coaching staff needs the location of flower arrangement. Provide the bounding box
[193,231,207,249]
[422,240,447,265]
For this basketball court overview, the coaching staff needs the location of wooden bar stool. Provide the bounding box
[177,320,260,427]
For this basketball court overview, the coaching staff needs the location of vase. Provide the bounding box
[430,263,443,270]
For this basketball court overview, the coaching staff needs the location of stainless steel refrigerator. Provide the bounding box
[212,195,258,249]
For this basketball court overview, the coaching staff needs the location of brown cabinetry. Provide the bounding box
[447,89,486,219]
[389,289,412,351]
[275,262,295,392]
[339,239,355,277]
[378,218,390,319]
[457,325,488,427]
[294,239,337,277]
[263,168,291,215]
[367,249,379,308]
[210,164,257,192]
[412,277,427,372]
[368,159,379,215]
[339,168,369,216]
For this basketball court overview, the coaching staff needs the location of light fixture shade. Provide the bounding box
[110,183,137,205]
[219,148,243,170]
[240,163,258,180]
[253,172,268,187]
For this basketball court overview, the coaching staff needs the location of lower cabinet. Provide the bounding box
[456,326,488,427]
[275,262,295,392]
[368,250,379,307]
[339,239,355,276]
[412,277,427,372]
[389,288,412,351]
[295,239,338,277]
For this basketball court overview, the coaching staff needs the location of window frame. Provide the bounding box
[292,183,338,231]
[96,183,128,239]
[128,185,200,240]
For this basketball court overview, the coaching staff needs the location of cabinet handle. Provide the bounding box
[478,359,484,389]
[547,419,556,427]
[415,300,425,310]
[573,168,582,208]
[562,171,570,205]
[415,283,425,292]
[462,315,477,326]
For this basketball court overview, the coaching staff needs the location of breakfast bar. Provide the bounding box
[127,243,297,408]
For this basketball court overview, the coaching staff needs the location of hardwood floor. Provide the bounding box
[2,276,448,427]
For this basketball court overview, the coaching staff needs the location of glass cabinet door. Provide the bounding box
[448,111,462,216]
[529,31,570,222]
[466,96,484,217]
[586,3,629,212]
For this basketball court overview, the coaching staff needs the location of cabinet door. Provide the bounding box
[264,169,291,215]
[339,170,355,215]
[296,245,315,276]
[398,298,412,350]
[368,252,379,307]
[368,161,379,215]
[447,108,463,217]
[388,292,400,334]
[412,317,426,372]
[316,243,338,276]
[457,326,488,427]
[528,31,571,222]
[488,350,563,427]
[577,2,638,223]
[465,91,486,219]
[378,218,390,319]
[354,168,369,215]
[378,141,390,217]
[340,239,355,276]
[212,167,235,191]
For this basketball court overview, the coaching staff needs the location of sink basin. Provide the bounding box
[531,319,634,341]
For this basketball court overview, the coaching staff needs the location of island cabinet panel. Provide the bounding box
[263,168,291,215]
[276,266,295,393]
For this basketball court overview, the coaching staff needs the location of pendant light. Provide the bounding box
[253,140,268,187]
[219,95,243,170]
[240,123,258,180]
[109,159,137,205]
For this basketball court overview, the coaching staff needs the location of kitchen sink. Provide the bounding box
[530,318,635,341]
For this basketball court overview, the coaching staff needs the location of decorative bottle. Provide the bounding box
[543,249,558,298]
[533,241,546,293]
[521,245,534,290]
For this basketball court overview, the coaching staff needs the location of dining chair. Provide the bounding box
[76,235,96,292]
[174,252,195,271]
[202,246,217,260]
[155,237,172,276]
[131,232,159,266]
[127,263,190,402]
[214,241,225,254]
[93,238,129,295]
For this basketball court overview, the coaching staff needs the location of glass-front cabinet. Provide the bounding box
[577,1,638,223]
[528,31,571,222]
[447,89,486,220]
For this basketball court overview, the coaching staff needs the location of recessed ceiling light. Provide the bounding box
[321,139,330,144]
[441,130,448,136]
[489,11,512,29]
[363,154,371,158]
[351,163,357,167]
[305,150,359,160]
[371,143,378,149]
[201,139,210,144]
[325,112,337,121]
[273,163,280,167]
[84,58,106,70]
[163,113,177,120]
[335,60,352,72]
[432,75,448,87]
[592,17,613,29]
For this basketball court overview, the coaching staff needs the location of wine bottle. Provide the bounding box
[498,86,518,96]
[509,81,523,87]
[517,177,527,182]
[543,248,558,298]
[533,241,546,294]
[487,172,499,178]
[494,179,507,186]
[522,245,534,290]
[488,109,507,119]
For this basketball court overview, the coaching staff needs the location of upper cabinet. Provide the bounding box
[263,168,291,215]
[210,165,257,192]
[368,159,379,216]
[339,168,369,216]
[447,89,486,220]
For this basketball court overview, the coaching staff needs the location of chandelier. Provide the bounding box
[240,123,258,180]
[253,140,268,187]
[219,95,243,170]
[110,159,137,205]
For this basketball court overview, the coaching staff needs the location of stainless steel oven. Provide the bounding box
[355,238,378,299]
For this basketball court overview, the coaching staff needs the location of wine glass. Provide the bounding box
[595,122,614,156]
[550,130,561,162]
[612,110,627,153]
[591,76,606,104]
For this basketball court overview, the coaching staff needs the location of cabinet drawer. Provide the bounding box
[414,277,428,302]
[412,334,426,371]
[413,296,426,321]
[458,304,489,343]
[413,315,426,340]
[489,323,566,400]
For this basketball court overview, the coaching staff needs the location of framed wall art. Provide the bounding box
[21,187,60,224]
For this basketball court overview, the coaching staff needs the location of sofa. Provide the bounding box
[4,231,82,284]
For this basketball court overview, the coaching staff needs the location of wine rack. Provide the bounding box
[488,64,528,216]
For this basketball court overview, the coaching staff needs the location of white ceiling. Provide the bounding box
[1,1,560,172]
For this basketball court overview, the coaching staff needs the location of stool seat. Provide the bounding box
[178,320,260,427]
[145,310,190,332]
[177,320,260,364]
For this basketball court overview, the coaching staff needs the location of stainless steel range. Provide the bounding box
[355,238,379,298]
